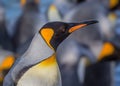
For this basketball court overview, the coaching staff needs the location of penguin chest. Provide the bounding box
[17,55,61,86]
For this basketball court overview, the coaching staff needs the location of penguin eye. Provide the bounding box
[58,26,66,33]
[54,28,66,38]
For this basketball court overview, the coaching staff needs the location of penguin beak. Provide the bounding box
[68,20,98,33]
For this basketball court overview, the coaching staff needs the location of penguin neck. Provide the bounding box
[9,33,59,85]
[25,33,55,64]
[50,39,61,51]
[16,33,62,86]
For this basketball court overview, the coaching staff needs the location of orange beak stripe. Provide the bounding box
[69,24,87,33]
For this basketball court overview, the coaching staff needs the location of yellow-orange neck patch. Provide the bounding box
[98,42,115,61]
[38,54,57,67]
[40,28,54,50]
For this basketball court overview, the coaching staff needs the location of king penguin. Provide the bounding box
[3,20,98,86]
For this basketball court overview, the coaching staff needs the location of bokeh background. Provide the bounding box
[0,0,120,86]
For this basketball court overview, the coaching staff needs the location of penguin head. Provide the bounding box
[20,0,39,7]
[40,20,98,50]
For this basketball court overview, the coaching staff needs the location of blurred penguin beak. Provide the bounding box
[68,20,98,33]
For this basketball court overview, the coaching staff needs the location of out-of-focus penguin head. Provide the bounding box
[0,5,5,23]
[39,20,98,50]
[20,0,39,7]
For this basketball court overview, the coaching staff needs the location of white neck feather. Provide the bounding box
[23,32,55,62]
[12,33,54,81]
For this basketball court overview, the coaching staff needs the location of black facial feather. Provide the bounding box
[40,22,70,50]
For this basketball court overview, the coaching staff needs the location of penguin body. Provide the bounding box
[3,21,97,86]
[83,62,114,86]
[17,54,60,86]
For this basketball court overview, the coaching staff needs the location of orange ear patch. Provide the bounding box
[20,0,26,6]
[98,42,115,61]
[40,28,54,50]
[0,56,15,71]
[69,24,87,33]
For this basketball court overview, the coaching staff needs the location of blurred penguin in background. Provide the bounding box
[0,3,13,51]
[62,0,114,86]
[109,5,120,86]
[12,0,44,55]
[108,0,119,25]
[0,3,15,85]
[87,0,120,40]
[57,40,96,86]
[48,0,85,21]
[54,0,85,15]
